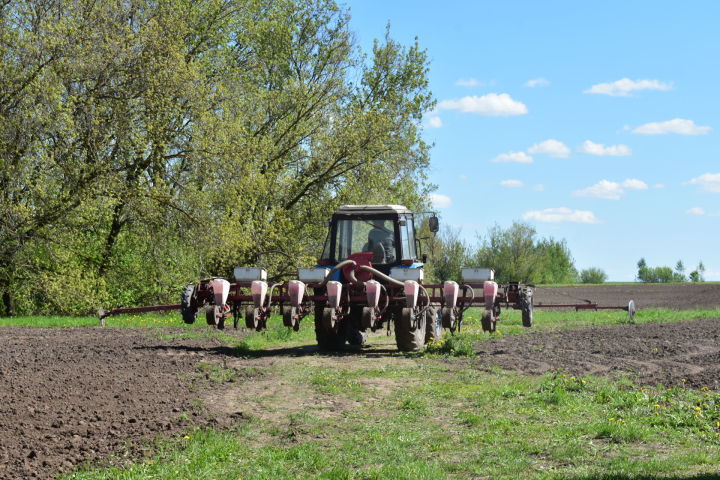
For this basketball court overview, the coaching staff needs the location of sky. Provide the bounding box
[343,0,720,281]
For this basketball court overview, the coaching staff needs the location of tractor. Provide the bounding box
[100,205,635,352]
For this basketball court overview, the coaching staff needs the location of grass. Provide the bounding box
[0,312,199,328]
[62,365,720,479]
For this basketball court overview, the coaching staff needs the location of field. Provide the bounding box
[1,285,720,479]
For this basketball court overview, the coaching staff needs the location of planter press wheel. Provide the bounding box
[245,306,260,330]
[441,306,455,330]
[322,307,337,330]
[481,310,496,333]
[206,306,218,326]
[282,306,300,331]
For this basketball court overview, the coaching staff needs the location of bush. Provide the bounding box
[579,267,607,284]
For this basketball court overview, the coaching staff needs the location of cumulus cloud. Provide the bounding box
[528,139,571,158]
[686,173,720,193]
[455,78,479,87]
[523,207,600,224]
[491,151,533,164]
[437,93,528,116]
[500,179,524,188]
[686,207,706,216]
[429,193,452,209]
[525,77,549,88]
[577,140,632,156]
[426,116,443,128]
[573,179,648,200]
[632,118,711,135]
[584,78,672,96]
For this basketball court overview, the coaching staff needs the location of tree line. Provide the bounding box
[0,0,433,315]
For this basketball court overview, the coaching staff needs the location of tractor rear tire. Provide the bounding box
[314,305,346,351]
[180,284,197,324]
[395,307,426,352]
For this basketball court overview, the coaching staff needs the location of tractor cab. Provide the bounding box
[318,205,437,276]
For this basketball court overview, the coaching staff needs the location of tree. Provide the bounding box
[0,0,435,314]
[689,261,706,282]
[427,226,471,283]
[471,222,576,284]
[579,268,607,284]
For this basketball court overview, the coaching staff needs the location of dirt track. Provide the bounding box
[1,283,720,478]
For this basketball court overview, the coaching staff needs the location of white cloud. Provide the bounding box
[574,180,625,200]
[491,151,533,164]
[426,116,443,128]
[455,78,479,87]
[632,118,711,135]
[429,193,452,209]
[622,178,648,190]
[525,77,549,88]
[577,140,632,156]
[500,179,524,188]
[654,184,665,189]
[437,93,528,116]
[584,78,672,96]
[573,179,648,200]
[523,207,600,224]
[687,173,720,193]
[533,184,545,192]
[686,207,706,216]
[528,139,571,158]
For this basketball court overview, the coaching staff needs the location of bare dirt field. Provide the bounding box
[534,282,720,310]
[1,283,719,478]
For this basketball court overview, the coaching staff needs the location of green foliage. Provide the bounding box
[0,0,434,314]
[425,226,470,282]
[579,267,607,284]
[470,222,577,284]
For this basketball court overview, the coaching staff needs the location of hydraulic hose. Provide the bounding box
[357,265,405,288]
[317,259,357,287]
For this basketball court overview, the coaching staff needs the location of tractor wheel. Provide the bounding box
[346,306,367,347]
[424,307,443,344]
[521,296,533,328]
[394,307,426,352]
[180,284,197,324]
[314,304,346,350]
[481,310,496,333]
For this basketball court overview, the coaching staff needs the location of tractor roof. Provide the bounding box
[334,205,412,216]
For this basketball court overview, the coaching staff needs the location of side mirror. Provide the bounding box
[428,216,439,233]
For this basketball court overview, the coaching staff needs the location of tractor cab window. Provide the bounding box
[333,218,397,265]
[399,215,417,261]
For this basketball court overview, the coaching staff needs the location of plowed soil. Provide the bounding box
[1,283,719,478]
[534,282,720,310]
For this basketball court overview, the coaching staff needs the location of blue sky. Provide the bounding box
[344,0,720,281]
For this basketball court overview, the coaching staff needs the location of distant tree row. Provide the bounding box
[636,258,705,283]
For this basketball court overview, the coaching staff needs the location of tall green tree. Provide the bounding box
[0,0,434,314]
